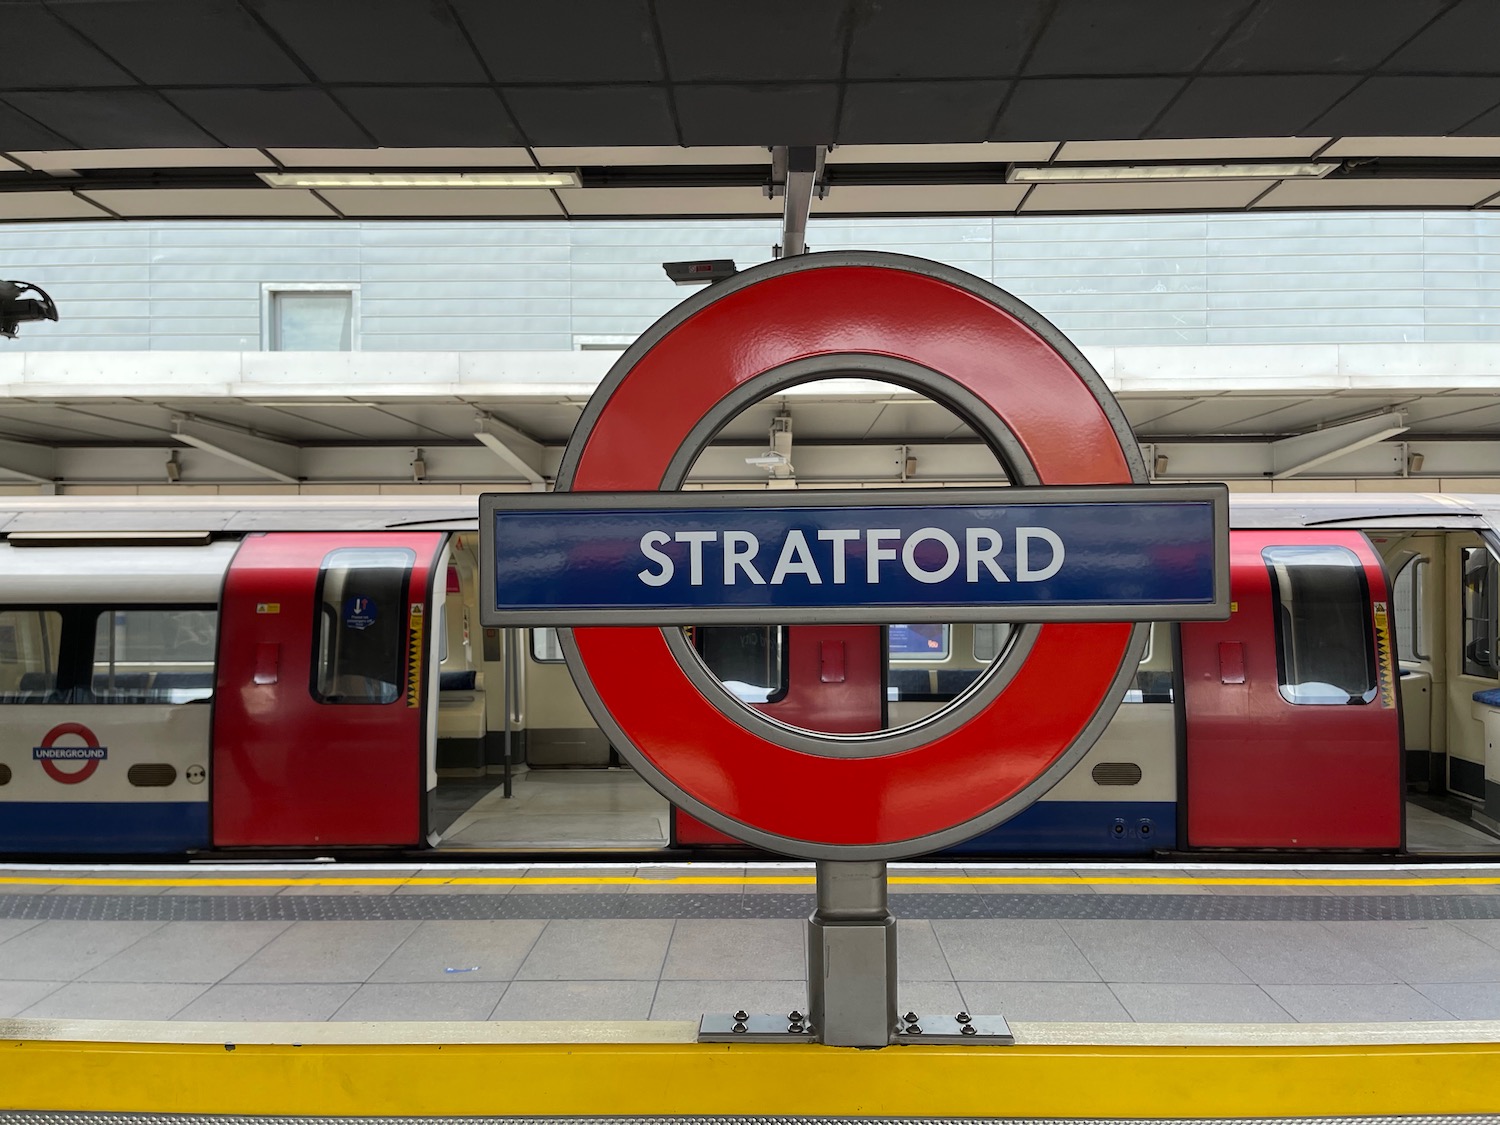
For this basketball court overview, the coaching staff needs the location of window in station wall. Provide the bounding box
[262,284,358,350]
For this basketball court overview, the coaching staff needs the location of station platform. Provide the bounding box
[4,860,1500,1119]
[4,859,1500,1024]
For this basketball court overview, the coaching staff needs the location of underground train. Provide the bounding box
[0,492,1496,859]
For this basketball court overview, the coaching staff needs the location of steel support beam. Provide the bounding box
[0,438,55,483]
[474,414,547,488]
[773,146,825,258]
[174,418,300,484]
[1269,412,1410,479]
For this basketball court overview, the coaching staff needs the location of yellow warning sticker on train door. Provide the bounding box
[255,603,280,614]
[1371,600,1396,708]
[406,603,424,708]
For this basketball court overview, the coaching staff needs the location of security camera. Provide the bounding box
[0,280,58,339]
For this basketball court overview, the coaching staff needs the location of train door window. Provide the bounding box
[1263,544,1378,705]
[0,609,62,703]
[1393,556,1430,662]
[91,608,218,702]
[311,547,415,705]
[692,626,786,703]
[890,624,950,660]
[1461,546,1499,679]
[531,627,564,662]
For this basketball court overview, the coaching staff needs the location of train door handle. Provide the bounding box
[254,642,280,685]
[820,640,846,683]
[1218,641,1245,685]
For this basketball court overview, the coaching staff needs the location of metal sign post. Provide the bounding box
[479,251,1231,1047]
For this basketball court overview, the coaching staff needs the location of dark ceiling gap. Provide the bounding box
[646,0,687,148]
[1295,0,1468,137]
[228,0,380,148]
[984,0,1060,141]
[829,0,859,145]
[1141,0,1261,138]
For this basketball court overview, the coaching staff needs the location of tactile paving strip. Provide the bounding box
[3,1115,1500,1125]
[3,893,1500,922]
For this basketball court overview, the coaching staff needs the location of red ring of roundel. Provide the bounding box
[568,262,1137,849]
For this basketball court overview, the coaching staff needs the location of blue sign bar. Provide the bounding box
[481,485,1229,626]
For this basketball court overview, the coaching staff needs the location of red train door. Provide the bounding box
[1182,530,1402,849]
[674,624,886,846]
[212,532,445,847]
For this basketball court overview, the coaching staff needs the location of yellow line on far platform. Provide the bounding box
[3,873,1499,889]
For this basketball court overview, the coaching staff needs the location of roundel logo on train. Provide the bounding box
[34,722,108,785]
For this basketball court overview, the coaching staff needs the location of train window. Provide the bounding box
[1393,556,1430,661]
[692,625,786,704]
[971,623,1013,663]
[1461,546,1499,679]
[531,627,565,662]
[0,609,62,703]
[890,624,950,660]
[1263,545,1378,705]
[311,547,414,705]
[91,608,218,703]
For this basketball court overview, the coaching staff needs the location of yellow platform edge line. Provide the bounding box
[5,873,1500,889]
[3,1038,1498,1117]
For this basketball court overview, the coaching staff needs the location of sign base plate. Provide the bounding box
[698,1012,1014,1045]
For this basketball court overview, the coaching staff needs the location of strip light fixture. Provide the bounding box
[1007,162,1339,184]
[259,170,579,189]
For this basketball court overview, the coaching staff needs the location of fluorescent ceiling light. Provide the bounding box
[1007,162,1338,184]
[259,170,579,189]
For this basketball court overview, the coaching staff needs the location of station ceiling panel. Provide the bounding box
[2,0,1500,219]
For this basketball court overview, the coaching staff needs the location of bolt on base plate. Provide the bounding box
[699,1011,1013,1045]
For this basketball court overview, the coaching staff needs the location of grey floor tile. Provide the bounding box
[648,979,806,1021]
[1414,982,1500,1019]
[223,921,420,984]
[0,884,57,894]
[0,980,64,1017]
[492,980,656,1021]
[81,922,292,983]
[1263,983,1455,1022]
[897,919,953,981]
[1319,921,1500,983]
[1076,869,1210,896]
[163,885,285,897]
[661,919,802,981]
[1194,921,1398,985]
[1451,919,1500,950]
[20,982,208,1021]
[933,920,1100,982]
[370,920,546,983]
[278,883,398,896]
[0,919,45,942]
[174,983,360,1022]
[897,980,966,1016]
[1062,920,1248,984]
[957,981,1131,1023]
[1110,983,1293,1023]
[331,982,507,1021]
[515,919,673,981]
[50,886,168,897]
[0,921,165,980]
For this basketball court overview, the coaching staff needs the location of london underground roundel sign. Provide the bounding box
[480,252,1228,860]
